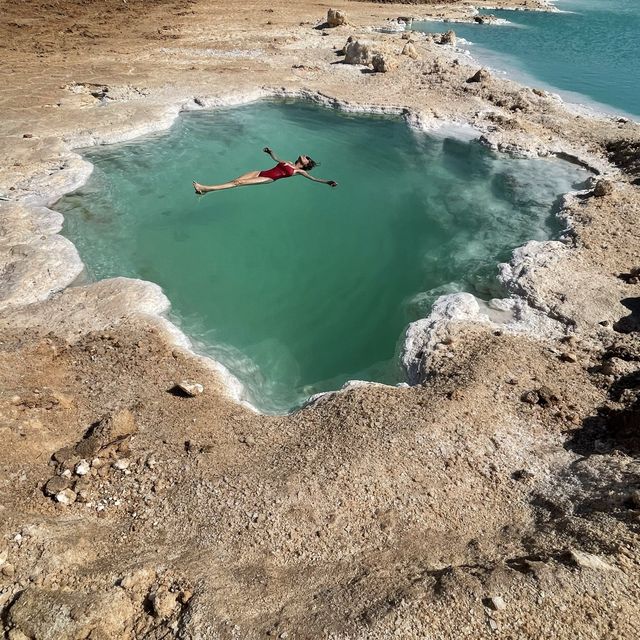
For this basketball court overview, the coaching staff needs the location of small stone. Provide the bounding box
[488,595,506,611]
[75,459,90,476]
[0,548,7,566]
[61,469,72,479]
[55,489,77,505]
[43,476,70,497]
[401,42,419,59]
[151,587,178,618]
[52,446,76,464]
[22,133,33,138]
[467,68,490,83]
[537,386,558,406]
[371,53,394,73]
[568,549,616,571]
[593,179,613,197]
[560,352,578,363]
[113,458,130,471]
[2,563,15,577]
[521,390,539,405]
[75,434,102,458]
[507,377,519,385]
[176,380,204,397]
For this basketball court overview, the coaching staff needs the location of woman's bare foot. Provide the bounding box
[193,181,206,195]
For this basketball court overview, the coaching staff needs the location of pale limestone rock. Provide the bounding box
[402,42,419,59]
[326,8,347,28]
[371,53,394,73]
[488,595,506,611]
[569,549,617,571]
[177,380,204,397]
[75,459,90,476]
[55,488,77,505]
[113,458,130,471]
[344,41,371,65]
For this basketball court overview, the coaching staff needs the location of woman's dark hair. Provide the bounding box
[304,157,319,171]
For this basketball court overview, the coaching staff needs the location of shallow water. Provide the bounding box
[58,102,587,413]
[416,0,640,119]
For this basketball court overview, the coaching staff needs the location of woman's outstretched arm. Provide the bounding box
[263,147,284,163]
[297,170,338,187]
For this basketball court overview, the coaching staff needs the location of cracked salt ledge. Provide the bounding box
[0,63,608,414]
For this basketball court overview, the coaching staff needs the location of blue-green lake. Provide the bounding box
[416,0,639,119]
[57,102,588,413]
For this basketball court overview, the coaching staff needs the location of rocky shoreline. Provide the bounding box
[0,0,639,638]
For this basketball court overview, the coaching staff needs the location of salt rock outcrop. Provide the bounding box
[402,42,419,59]
[326,8,347,27]
[344,40,371,65]
[371,53,395,73]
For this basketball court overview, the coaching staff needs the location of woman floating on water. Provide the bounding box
[192,147,338,194]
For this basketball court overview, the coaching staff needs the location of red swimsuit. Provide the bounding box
[258,162,296,181]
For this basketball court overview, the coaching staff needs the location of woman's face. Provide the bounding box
[297,155,310,168]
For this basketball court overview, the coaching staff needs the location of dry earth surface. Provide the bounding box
[0,1,639,638]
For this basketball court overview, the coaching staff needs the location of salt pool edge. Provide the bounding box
[11,87,600,415]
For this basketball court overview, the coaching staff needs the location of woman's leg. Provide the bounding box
[193,171,272,194]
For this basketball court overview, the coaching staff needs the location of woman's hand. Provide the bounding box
[327,180,338,187]
[263,147,272,154]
